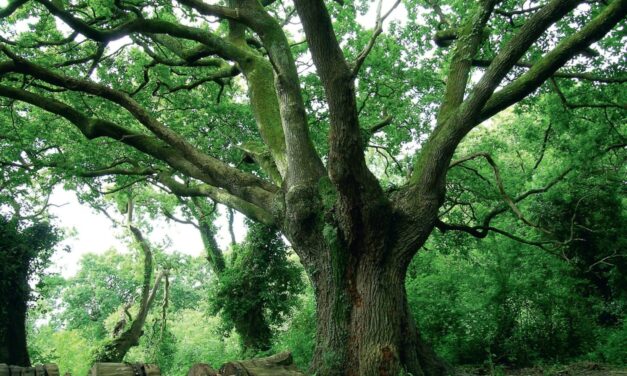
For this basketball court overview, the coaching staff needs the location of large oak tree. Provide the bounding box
[0,0,625,374]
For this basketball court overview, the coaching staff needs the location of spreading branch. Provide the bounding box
[479,0,627,122]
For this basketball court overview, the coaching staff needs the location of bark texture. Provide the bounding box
[1,0,624,374]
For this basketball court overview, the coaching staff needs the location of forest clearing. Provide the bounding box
[0,0,625,375]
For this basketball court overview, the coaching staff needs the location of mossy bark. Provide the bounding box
[292,230,450,376]
[282,179,449,376]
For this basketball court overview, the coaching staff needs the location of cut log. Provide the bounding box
[88,363,160,376]
[44,364,59,376]
[34,365,45,376]
[0,364,59,376]
[186,364,218,376]
[143,364,160,376]
[219,352,305,376]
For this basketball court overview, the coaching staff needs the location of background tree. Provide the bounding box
[211,220,304,353]
[0,215,60,366]
[0,0,625,374]
[131,186,304,354]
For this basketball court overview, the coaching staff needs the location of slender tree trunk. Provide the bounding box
[234,307,272,353]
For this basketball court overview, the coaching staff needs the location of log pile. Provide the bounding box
[0,364,59,376]
[3,351,302,376]
[88,363,160,376]
[186,352,305,376]
[186,364,218,376]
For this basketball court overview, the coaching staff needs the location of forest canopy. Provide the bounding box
[0,0,625,375]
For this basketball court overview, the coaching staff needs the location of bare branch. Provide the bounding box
[351,0,402,77]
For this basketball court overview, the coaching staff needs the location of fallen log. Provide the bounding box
[88,363,160,376]
[186,364,218,376]
[0,364,59,376]
[219,352,305,376]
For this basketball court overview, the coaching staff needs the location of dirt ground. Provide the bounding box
[456,362,627,375]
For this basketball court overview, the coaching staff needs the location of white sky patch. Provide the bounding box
[356,1,408,29]
[47,187,246,278]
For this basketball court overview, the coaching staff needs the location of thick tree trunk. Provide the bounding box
[0,267,31,366]
[297,238,449,376]
[0,286,30,367]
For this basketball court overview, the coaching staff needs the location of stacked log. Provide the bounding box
[88,363,160,376]
[186,364,217,376]
[0,364,59,376]
[219,352,305,376]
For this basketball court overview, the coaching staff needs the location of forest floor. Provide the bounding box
[457,362,627,375]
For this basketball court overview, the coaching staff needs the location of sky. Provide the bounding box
[47,187,246,278]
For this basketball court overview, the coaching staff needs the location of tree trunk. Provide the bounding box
[234,306,272,353]
[0,266,31,367]
[288,213,449,376]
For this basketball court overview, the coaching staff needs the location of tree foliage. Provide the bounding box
[211,221,304,353]
[1,0,626,373]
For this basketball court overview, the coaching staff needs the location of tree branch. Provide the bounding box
[351,0,402,77]
[461,0,583,121]
[479,0,627,122]
[449,152,550,232]
[472,59,627,84]
[438,0,499,122]
[0,84,277,212]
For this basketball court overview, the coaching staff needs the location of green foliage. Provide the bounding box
[211,221,305,353]
[272,287,317,370]
[408,102,626,368]
[133,309,240,373]
[1,0,625,372]
[408,236,599,366]
[592,320,627,365]
[28,326,95,376]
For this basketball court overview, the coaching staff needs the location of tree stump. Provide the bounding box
[219,352,305,376]
[88,363,160,376]
[186,364,218,376]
